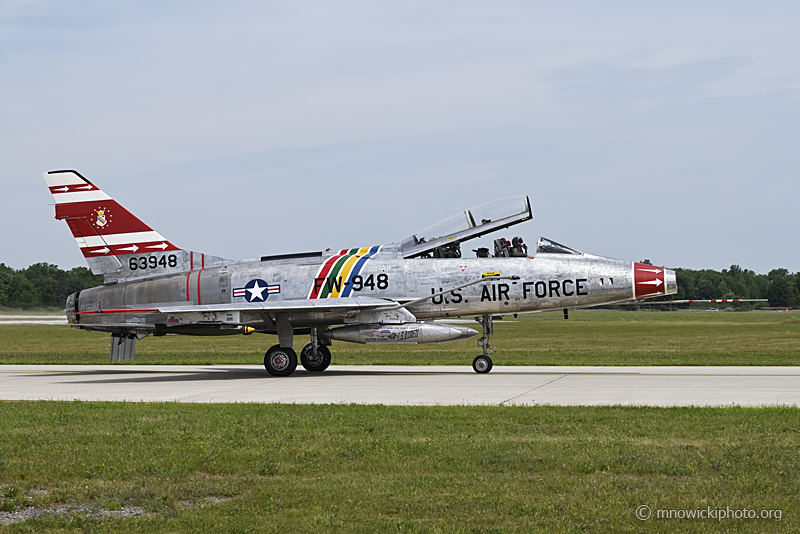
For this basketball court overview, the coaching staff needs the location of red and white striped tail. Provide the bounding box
[45,170,180,258]
[44,170,225,281]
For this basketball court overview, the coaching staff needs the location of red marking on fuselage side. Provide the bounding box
[75,308,159,315]
[197,268,203,306]
[634,262,666,299]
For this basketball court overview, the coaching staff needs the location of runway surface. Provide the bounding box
[0,315,68,325]
[2,365,800,406]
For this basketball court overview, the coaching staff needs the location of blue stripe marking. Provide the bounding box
[341,245,381,297]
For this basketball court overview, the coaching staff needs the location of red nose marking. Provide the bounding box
[634,263,666,299]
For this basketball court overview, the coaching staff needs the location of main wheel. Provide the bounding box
[300,344,331,372]
[472,355,493,374]
[264,345,297,377]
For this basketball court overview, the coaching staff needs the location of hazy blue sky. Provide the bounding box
[2,1,798,274]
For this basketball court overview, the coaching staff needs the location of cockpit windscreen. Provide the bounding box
[536,237,582,255]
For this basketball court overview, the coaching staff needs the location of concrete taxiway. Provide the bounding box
[2,365,800,406]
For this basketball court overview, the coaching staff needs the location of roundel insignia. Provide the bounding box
[233,279,281,302]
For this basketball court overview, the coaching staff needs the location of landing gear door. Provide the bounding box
[400,196,533,259]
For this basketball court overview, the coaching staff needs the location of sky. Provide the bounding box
[2,1,798,274]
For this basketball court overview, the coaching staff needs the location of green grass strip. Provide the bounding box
[0,402,797,532]
[2,310,799,366]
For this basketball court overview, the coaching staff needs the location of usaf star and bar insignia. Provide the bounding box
[233,279,281,302]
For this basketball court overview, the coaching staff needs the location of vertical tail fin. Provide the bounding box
[44,170,227,282]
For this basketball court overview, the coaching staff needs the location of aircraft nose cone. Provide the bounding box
[664,268,677,295]
[633,262,673,299]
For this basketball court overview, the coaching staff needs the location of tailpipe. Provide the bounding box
[324,323,478,344]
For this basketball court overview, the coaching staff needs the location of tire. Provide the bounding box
[472,355,493,374]
[264,345,297,377]
[300,344,331,372]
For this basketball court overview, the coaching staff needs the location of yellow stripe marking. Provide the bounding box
[329,247,370,298]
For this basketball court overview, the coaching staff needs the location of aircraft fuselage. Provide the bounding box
[71,248,676,335]
[45,169,677,374]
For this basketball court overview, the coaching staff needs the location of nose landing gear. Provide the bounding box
[473,314,496,373]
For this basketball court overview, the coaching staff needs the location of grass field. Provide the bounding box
[3,310,798,531]
[1,402,798,533]
[1,310,799,366]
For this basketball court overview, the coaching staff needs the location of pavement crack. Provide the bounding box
[499,374,567,405]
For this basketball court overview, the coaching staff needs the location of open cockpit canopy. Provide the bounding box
[400,196,532,258]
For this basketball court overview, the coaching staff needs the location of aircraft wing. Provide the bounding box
[73,297,401,317]
[71,297,415,336]
[74,296,412,333]
[156,296,398,314]
[159,296,416,329]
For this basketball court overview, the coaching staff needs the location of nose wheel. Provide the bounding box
[472,355,493,373]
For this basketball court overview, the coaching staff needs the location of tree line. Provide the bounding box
[0,263,104,310]
[0,261,797,310]
[671,264,798,308]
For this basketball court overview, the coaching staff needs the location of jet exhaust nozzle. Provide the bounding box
[325,323,478,344]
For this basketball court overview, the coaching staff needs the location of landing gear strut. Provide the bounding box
[300,329,331,372]
[473,314,495,373]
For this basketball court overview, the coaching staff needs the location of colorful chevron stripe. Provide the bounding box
[308,245,382,299]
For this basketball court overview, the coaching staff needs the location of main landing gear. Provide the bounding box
[264,328,331,376]
[300,344,331,372]
[300,327,331,372]
[472,314,496,374]
[264,345,297,377]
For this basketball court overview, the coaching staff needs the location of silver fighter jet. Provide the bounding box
[44,170,677,375]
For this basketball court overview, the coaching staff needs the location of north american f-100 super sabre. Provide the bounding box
[44,170,677,375]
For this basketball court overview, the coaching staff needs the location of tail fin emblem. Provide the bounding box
[93,207,111,228]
